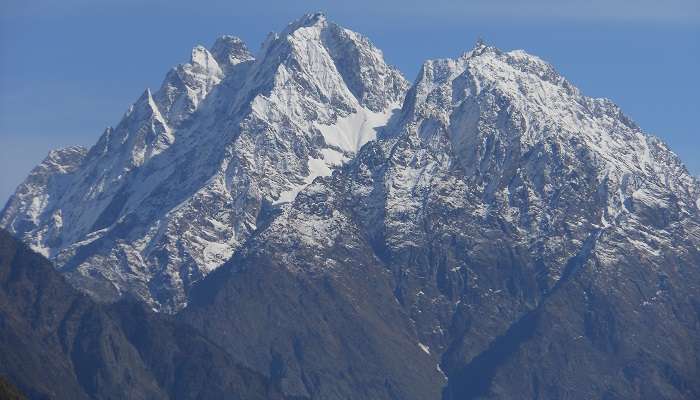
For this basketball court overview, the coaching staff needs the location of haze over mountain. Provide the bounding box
[1,13,699,400]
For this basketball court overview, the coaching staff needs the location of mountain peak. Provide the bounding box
[253,13,408,115]
[209,35,254,69]
[10,15,693,317]
[151,44,225,125]
[0,14,409,311]
[189,45,220,70]
[287,11,327,31]
[2,15,700,400]
[473,37,488,52]
[43,146,88,173]
[128,87,160,119]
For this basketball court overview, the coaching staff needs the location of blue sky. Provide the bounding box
[1,0,699,204]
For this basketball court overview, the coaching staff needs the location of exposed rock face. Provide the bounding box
[181,42,700,399]
[0,229,287,400]
[0,13,407,312]
[2,13,700,400]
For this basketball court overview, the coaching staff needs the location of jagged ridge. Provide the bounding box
[1,13,700,400]
[1,13,408,312]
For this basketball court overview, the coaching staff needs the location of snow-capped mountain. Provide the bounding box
[182,41,700,399]
[249,40,700,292]
[2,13,700,399]
[0,12,407,311]
[221,43,700,399]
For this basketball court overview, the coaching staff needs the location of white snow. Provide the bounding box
[627,238,661,256]
[418,342,431,355]
[320,148,347,167]
[316,106,394,154]
[27,195,46,224]
[307,156,333,180]
[273,106,395,205]
[273,156,332,205]
[436,363,447,380]
[202,241,234,273]
[632,188,668,209]
[4,14,697,318]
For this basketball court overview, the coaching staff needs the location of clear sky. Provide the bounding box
[1,0,699,205]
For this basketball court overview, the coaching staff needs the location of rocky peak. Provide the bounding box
[283,11,327,33]
[0,14,410,311]
[402,45,683,192]
[153,46,224,125]
[113,87,172,167]
[210,35,254,71]
[1,17,699,400]
[189,45,222,75]
[228,39,700,400]
[10,17,696,320]
[0,146,88,257]
[252,12,407,118]
[225,13,408,202]
[38,146,88,174]
[321,22,408,111]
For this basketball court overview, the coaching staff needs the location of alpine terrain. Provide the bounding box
[1,13,699,400]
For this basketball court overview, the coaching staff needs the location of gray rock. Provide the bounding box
[2,14,699,400]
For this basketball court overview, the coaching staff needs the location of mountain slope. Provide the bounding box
[0,13,407,312]
[0,229,288,399]
[1,14,699,400]
[180,42,700,399]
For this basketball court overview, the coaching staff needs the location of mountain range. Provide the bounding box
[1,13,699,400]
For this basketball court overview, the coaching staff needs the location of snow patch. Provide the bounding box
[273,156,333,205]
[273,106,395,205]
[418,342,430,355]
[628,238,661,256]
[632,188,668,209]
[320,148,347,167]
[437,363,447,380]
[202,241,234,273]
[316,106,394,154]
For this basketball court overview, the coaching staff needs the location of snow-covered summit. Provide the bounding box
[250,41,699,305]
[2,20,698,399]
[2,16,697,317]
[399,42,698,203]
[236,42,700,399]
[0,146,87,257]
[0,14,407,311]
